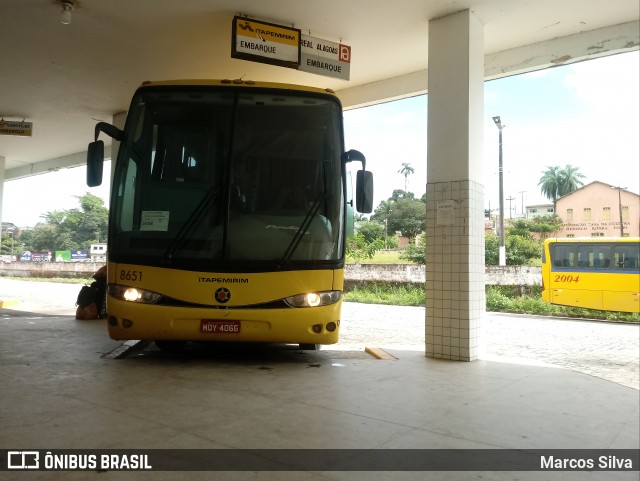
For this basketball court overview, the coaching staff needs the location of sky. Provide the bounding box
[344,50,639,216]
[2,51,638,228]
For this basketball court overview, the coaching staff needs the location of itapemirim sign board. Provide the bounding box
[231,16,352,81]
[232,16,300,69]
[0,120,32,137]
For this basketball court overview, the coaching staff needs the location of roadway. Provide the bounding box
[1,277,638,480]
[1,278,638,390]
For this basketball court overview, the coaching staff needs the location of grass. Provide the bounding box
[485,285,640,322]
[347,250,406,264]
[344,282,640,323]
[344,282,425,306]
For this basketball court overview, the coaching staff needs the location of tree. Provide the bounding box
[389,198,425,239]
[400,234,426,264]
[398,163,415,191]
[485,231,542,265]
[508,216,562,239]
[485,234,501,265]
[390,189,415,201]
[19,224,58,252]
[46,192,108,248]
[346,234,384,262]
[505,235,542,265]
[1,232,17,256]
[356,221,386,245]
[371,190,425,239]
[538,166,561,202]
[528,215,563,238]
[538,164,586,202]
[21,193,109,252]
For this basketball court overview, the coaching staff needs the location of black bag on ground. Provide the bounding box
[76,285,97,308]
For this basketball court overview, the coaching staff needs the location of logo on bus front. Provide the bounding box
[215,288,231,303]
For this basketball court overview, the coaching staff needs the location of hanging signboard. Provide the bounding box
[0,120,32,137]
[299,35,351,80]
[231,16,300,69]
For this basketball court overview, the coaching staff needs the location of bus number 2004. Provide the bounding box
[554,274,580,283]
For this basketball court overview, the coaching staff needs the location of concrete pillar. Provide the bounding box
[426,10,485,361]
[0,156,4,248]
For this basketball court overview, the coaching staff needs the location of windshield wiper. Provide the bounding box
[281,192,327,262]
[162,188,219,263]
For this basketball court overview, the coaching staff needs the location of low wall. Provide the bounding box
[0,262,101,279]
[344,264,541,286]
[345,264,542,286]
[0,262,541,286]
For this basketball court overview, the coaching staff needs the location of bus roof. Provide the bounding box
[544,237,640,244]
[138,79,338,97]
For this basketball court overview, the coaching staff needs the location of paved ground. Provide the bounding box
[339,303,639,390]
[1,278,639,389]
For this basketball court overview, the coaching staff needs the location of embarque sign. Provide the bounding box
[0,120,32,137]
[231,16,300,69]
[299,35,351,80]
[231,17,352,80]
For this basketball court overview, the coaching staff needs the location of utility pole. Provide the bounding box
[612,186,627,237]
[507,196,515,219]
[518,191,527,216]
[492,116,506,266]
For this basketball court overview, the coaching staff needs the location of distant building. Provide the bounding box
[554,181,639,237]
[1,222,18,236]
[526,204,555,219]
[90,243,107,262]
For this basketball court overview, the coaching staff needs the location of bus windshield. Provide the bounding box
[110,87,345,272]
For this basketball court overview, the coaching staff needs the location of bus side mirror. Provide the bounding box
[87,140,104,187]
[87,121,124,187]
[356,170,373,213]
[343,149,373,213]
[346,171,355,237]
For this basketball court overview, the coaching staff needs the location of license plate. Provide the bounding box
[200,319,241,334]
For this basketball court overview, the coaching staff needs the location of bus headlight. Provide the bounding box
[109,285,163,304]
[284,291,342,308]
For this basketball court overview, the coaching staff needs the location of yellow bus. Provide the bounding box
[541,237,640,313]
[86,79,373,350]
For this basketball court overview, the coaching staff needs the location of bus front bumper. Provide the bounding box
[106,297,342,345]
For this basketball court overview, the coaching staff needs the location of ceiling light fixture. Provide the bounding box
[60,0,75,25]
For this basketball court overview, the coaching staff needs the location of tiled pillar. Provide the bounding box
[426,11,485,361]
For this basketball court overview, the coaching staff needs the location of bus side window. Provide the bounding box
[577,246,593,268]
[555,245,575,268]
[593,245,610,269]
[612,245,639,269]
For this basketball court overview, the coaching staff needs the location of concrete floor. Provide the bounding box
[0,279,638,480]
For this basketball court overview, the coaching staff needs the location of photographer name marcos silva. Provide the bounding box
[541,455,635,470]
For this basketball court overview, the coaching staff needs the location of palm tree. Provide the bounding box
[398,163,415,192]
[538,166,562,202]
[557,164,586,197]
[538,164,586,202]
